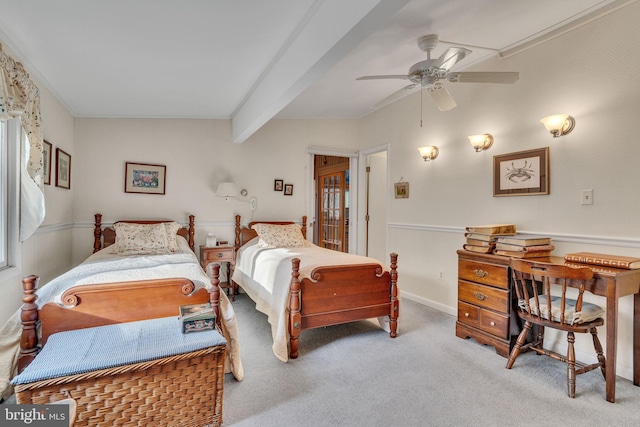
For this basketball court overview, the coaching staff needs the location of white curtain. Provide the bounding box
[0,43,45,241]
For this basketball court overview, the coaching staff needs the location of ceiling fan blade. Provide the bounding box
[447,71,519,84]
[433,47,471,71]
[370,84,418,110]
[356,75,409,81]
[428,83,456,111]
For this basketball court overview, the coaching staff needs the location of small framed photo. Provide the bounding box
[493,147,549,197]
[394,181,409,199]
[55,147,71,189]
[274,179,283,191]
[43,140,52,185]
[125,162,166,195]
[284,184,293,196]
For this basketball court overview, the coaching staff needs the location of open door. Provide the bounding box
[314,155,349,252]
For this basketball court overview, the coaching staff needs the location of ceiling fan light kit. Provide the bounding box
[357,34,519,112]
[540,114,575,137]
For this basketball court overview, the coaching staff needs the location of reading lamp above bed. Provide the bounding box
[216,182,257,211]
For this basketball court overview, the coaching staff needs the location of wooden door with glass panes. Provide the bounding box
[318,171,345,252]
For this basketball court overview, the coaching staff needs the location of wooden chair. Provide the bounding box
[506,259,606,398]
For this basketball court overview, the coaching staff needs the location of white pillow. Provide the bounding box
[163,221,181,253]
[113,222,170,255]
[251,223,309,248]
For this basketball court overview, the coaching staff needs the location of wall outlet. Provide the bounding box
[581,189,593,205]
[439,271,444,281]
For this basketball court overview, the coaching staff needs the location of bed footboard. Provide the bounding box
[288,253,398,359]
[18,265,221,372]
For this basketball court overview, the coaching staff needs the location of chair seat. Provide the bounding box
[521,295,605,325]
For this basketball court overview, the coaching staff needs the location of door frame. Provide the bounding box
[357,144,390,257]
[306,147,358,253]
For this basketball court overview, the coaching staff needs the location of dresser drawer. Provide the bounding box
[200,247,234,263]
[458,280,509,313]
[457,301,509,339]
[458,259,509,289]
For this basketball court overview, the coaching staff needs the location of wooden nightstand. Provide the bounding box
[200,245,236,301]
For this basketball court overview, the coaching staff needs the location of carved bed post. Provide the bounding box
[19,275,40,372]
[301,216,307,239]
[93,213,103,253]
[188,214,195,252]
[389,253,399,338]
[209,264,221,326]
[234,215,241,252]
[289,258,302,359]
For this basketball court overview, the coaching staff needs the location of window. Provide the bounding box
[0,119,19,272]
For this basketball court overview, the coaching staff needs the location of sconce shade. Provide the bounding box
[468,134,494,152]
[418,146,439,161]
[216,182,239,200]
[540,114,575,137]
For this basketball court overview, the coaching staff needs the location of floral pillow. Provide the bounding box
[114,222,171,255]
[163,221,181,253]
[251,223,309,248]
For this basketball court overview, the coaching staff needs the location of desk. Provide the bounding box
[554,255,640,403]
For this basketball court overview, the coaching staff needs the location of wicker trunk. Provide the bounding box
[15,345,225,427]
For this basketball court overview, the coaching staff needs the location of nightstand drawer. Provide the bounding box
[200,246,234,264]
[458,280,509,313]
[458,259,509,289]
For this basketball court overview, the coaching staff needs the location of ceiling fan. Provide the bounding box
[356,34,519,112]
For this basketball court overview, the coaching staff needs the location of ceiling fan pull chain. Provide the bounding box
[420,85,423,127]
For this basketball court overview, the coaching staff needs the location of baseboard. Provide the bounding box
[400,290,456,317]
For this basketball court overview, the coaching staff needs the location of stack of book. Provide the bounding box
[492,234,554,258]
[463,224,516,254]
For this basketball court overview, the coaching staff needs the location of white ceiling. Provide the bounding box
[0,0,625,143]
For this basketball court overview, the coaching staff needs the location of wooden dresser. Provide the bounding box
[456,250,519,357]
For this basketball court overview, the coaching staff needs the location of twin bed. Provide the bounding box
[231,214,399,361]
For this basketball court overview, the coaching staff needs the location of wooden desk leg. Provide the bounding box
[634,293,640,386]
[605,286,619,403]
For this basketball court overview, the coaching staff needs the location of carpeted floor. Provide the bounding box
[222,294,640,426]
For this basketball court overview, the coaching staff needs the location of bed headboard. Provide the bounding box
[234,214,308,251]
[93,213,196,253]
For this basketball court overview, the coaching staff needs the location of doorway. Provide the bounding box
[314,155,349,252]
[360,147,388,261]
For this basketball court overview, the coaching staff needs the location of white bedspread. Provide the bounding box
[0,238,243,400]
[231,239,392,362]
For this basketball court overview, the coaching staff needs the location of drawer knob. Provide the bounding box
[216,252,224,258]
[490,321,496,326]
[473,292,487,301]
[464,312,470,317]
[473,269,489,278]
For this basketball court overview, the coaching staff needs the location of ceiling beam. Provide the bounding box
[231,0,410,144]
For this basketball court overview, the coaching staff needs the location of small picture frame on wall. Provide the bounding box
[274,179,283,191]
[493,147,549,197]
[394,180,409,199]
[55,147,71,189]
[43,140,52,185]
[284,184,293,196]
[124,162,166,195]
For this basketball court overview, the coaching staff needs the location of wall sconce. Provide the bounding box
[216,182,257,211]
[540,114,575,138]
[467,134,493,152]
[418,146,439,162]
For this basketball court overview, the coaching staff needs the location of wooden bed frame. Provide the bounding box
[233,214,399,359]
[18,213,221,372]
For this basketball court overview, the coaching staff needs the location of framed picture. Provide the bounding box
[274,179,283,191]
[43,140,52,185]
[493,147,549,197]
[394,181,409,199]
[55,148,71,189]
[284,184,293,196]
[124,162,166,195]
